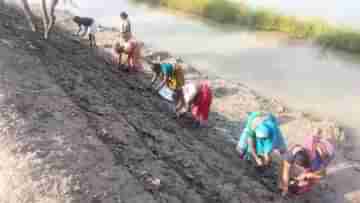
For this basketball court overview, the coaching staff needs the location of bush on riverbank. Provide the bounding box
[317,28,360,52]
[133,0,360,53]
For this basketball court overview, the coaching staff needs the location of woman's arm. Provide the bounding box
[150,72,159,87]
[297,168,326,181]
[175,95,186,117]
[183,99,191,112]
[155,75,168,92]
[123,45,131,54]
[76,25,82,36]
[80,26,88,37]
[280,160,291,195]
[183,84,200,112]
[176,93,185,112]
[117,46,124,66]
[248,137,262,166]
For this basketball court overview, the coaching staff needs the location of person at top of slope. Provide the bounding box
[73,16,97,47]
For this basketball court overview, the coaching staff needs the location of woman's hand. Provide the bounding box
[279,160,291,196]
[155,77,168,92]
[296,172,312,181]
[254,156,263,166]
[296,173,306,181]
[150,73,158,88]
[281,188,289,197]
[184,103,191,113]
[175,108,187,119]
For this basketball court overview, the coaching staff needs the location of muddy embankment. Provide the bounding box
[0,3,349,203]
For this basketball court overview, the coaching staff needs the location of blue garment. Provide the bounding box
[160,63,174,76]
[244,111,262,138]
[237,113,287,158]
[256,114,287,155]
[310,151,324,171]
[255,123,270,138]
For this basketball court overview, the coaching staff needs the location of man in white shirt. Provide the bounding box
[73,16,97,48]
[120,11,131,40]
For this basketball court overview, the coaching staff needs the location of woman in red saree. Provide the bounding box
[175,81,212,128]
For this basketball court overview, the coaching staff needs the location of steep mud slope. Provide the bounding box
[0,4,344,203]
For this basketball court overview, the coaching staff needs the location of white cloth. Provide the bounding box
[121,19,131,34]
[158,85,174,102]
[183,83,197,104]
[86,22,97,35]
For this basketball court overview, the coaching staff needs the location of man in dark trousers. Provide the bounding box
[73,16,97,47]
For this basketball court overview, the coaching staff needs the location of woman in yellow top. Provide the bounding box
[150,58,185,92]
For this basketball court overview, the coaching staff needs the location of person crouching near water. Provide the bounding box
[73,16,97,48]
[113,33,143,72]
[174,81,213,128]
[149,58,185,93]
[236,112,287,167]
[278,128,335,196]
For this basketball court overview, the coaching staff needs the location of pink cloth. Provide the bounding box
[289,134,335,195]
[125,38,143,72]
[303,135,335,161]
[290,179,317,195]
[111,49,120,65]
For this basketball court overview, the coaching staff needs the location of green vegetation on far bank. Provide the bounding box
[133,0,360,53]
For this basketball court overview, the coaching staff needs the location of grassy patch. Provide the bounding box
[317,28,360,52]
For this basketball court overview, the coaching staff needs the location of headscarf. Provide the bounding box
[303,135,335,168]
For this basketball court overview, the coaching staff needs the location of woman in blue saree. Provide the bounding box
[236,112,287,167]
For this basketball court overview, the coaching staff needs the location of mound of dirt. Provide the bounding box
[0,3,349,203]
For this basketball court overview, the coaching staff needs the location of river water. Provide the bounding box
[24,0,360,137]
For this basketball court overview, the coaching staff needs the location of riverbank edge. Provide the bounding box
[93,23,347,150]
[131,0,360,54]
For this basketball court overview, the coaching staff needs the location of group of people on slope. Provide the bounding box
[72,12,142,72]
[237,111,335,196]
[149,56,213,127]
[71,12,336,198]
[72,12,213,127]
